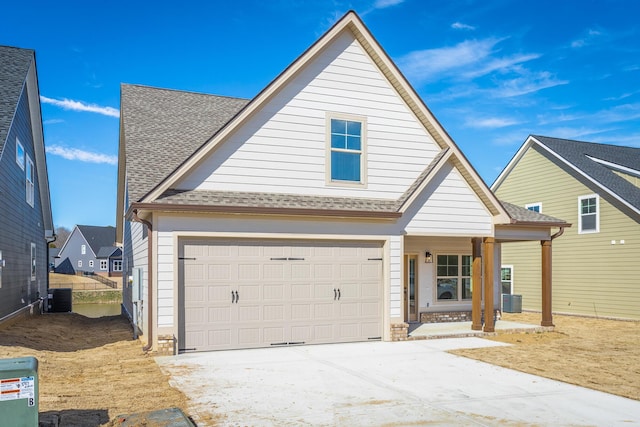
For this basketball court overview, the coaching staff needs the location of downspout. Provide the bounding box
[132,209,153,352]
[550,227,565,240]
[44,234,57,313]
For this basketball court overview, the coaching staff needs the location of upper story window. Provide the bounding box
[327,115,366,185]
[525,202,541,213]
[579,194,599,234]
[100,260,108,270]
[16,138,25,169]
[26,155,34,207]
[81,245,86,255]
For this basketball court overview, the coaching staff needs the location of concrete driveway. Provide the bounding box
[157,338,640,426]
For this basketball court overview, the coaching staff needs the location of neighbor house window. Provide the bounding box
[89,260,94,268]
[26,155,34,207]
[30,243,36,281]
[436,254,471,301]
[78,260,82,268]
[81,245,86,255]
[501,266,513,295]
[113,260,122,272]
[16,139,25,169]
[525,203,541,213]
[579,195,599,233]
[100,260,108,270]
[328,115,366,184]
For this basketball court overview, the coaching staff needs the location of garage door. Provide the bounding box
[179,240,383,352]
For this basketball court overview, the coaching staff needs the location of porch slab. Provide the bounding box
[408,320,551,339]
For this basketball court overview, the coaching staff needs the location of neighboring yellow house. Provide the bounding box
[492,135,640,320]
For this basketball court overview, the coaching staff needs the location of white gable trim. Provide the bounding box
[587,155,640,177]
[140,11,508,223]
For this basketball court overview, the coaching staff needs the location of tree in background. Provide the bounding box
[50,226,71,248]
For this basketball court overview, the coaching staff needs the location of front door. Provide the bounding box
[404,254,418,322]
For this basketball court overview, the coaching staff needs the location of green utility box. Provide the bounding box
[0,357,38,426]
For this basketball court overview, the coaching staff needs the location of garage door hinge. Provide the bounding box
[179,257,196,260]
[179,348,197,352]
[368,258,383,261]
[368,337,382,340]
[271,341,306,346]
[270,257,306,261]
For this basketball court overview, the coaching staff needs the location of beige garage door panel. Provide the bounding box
[181,240,383,352]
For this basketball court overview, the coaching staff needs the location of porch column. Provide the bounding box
[471,238,482,330]
[541,240,554,327]
[483,237,495,332]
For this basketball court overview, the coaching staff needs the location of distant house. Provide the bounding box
[0,45,55,322]
[492,135,640,320]
[117,11,568,354]
[55,225,122,279]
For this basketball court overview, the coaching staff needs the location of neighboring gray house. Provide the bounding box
[55,225,122,279]
[0,45,55,322]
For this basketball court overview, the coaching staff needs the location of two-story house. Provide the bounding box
[0,45,54,322]
[55,225,122,280]
[493,135,640,320]
[117,12,568,354]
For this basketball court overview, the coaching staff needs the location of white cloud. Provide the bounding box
[462,53,541,79]
[492,71,569,98]
[40,96,119,118]
[451,22,475,31]
[46,144,117,165]
[467,117,520,129]
[373,0,405,9]
[571,28,604,49]
[397,38,503,83]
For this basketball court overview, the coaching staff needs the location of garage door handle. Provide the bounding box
[235,291,239,303]
[338,289,341,300]
[231,291,235,303]
[334,289,337,300]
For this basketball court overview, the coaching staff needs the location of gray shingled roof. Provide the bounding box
[96,246,122,259]
[501,201,567,225]
[77,225,117,255]
[120,84,249,202]
[0,46,34,155]
[533,135,640,212]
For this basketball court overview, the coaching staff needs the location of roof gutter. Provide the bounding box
[132,209,153,352]
[551,226,565,241]
[127,202,402,220]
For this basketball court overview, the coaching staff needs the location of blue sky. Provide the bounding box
[2,0,639,229]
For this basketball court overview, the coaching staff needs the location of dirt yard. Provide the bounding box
[452,312,640,400]
[0,312,637,426]
[0,313,196,427]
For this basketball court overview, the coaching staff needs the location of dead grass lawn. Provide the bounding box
[451,312,640,400]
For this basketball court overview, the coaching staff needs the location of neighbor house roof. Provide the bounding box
[96,246,122,259]
[501,201,568,227]
[0,45,34,155]
[493,135,640,216]
[76,225,117,256]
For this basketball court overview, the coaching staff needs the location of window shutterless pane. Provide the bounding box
[331,134,346,149]
[346,120,361,136]
[331,119,346,134]
[462,278,472,300]
[581,198,596,214]
[462,255,471,276]
[582,214,596,230]
[437,278,457,300]
[331,151,360,181]
[346,135,361,150]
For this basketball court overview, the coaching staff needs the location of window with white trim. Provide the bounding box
[89,260,94,268]
[525,202,541,213]
[30,243,36,281]
[81,245,86,255]
[100,260,108,270]
[26,155,34,207]
[328,115,366,184]
[16,138,25,169]
[579,195,599,233]
[113,260,122,272]
[436,254,472,301]
[501,265,513,295]
[78,260,82,268]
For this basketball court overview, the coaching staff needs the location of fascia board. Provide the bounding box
[490,135,536,191]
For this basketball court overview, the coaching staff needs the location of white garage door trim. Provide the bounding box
[178,239,384,352]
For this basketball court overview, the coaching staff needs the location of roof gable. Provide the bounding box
[493,135,640,215]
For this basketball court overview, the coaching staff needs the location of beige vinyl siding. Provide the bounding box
[130,220,149,336]
[176,31,440,200]
[405,164,493,236]
[495,146,640,320]
[612,170,640,188]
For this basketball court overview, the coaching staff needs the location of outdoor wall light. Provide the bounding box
[425,251,433,263]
